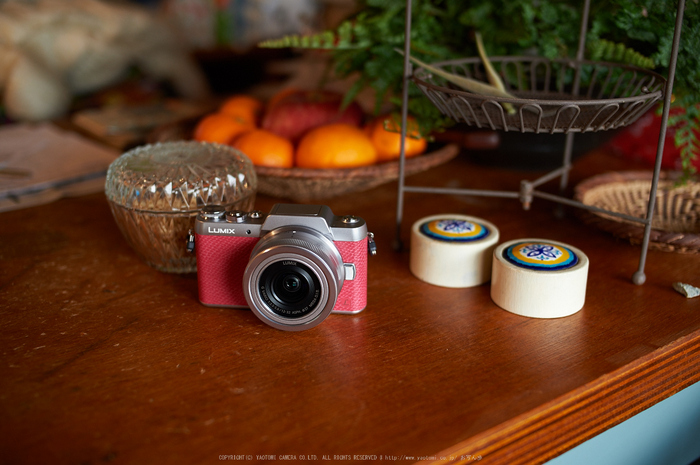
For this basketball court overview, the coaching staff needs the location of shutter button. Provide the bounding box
[227,211,246,223]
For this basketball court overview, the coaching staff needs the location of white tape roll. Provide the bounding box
[410,214,500,288]
[491,238,589,318]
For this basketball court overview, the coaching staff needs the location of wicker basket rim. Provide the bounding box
[575,170,677,191]
[574,170,700,253]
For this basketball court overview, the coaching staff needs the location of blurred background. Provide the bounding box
[0,0,360,125]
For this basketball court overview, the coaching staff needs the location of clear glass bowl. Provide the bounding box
[105,141,257,273]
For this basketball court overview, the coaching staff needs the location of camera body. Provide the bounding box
[195,204,370,331]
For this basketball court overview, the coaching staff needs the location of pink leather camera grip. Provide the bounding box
[196,234,259,307]
[333,238,368,313]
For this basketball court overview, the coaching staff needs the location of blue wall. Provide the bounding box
[546,381,700,465]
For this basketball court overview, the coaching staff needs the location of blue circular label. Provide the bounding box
[503,241,579,271]
[419,218,490,242]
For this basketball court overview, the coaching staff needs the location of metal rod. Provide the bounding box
[573,0,592,90]
[632,0,686,285]
[532,190,652,225]
[558,132,576,208]
[404,186,520,199]
[530,166,568,188]
[556,0,591,212]
[394,0,413,251]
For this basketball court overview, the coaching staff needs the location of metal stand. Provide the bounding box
[395,0,687,285]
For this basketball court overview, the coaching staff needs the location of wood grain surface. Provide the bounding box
[1,145,699,465]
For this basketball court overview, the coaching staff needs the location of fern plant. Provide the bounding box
[587,39,655,69]
[668,105,699,184]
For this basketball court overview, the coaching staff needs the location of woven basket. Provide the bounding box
[574,171,700,253]
[148,118,459,202]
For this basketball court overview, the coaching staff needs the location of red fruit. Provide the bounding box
[261,90,364,142]
[608,108,700,172]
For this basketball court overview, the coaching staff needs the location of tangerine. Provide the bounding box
[219,94,263,125]
[231,129,294,168]
[367,114,427,161]
[193,113,255,145]
[296,123,377,169]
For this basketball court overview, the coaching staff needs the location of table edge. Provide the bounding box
[421,326,700,465]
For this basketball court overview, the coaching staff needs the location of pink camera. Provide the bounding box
[194,204,375,331]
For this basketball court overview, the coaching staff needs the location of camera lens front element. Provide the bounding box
[282,275,301,293]
[243,227,345,331]
[259,260,321,317]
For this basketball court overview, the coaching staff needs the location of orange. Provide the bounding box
[193,113,255,145]
[231,129,294,168]
[219,95,263,125]
[367,114,428,161]
[296,123,378,169]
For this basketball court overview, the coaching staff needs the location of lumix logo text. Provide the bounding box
[208,227,236,234]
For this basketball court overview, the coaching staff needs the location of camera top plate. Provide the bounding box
[196,204,367,242]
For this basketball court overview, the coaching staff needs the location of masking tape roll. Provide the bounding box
[410,214,500,288]
[491,238,589,318]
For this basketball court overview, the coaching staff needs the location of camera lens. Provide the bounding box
[258,261,321,318]
[243,226,345,331]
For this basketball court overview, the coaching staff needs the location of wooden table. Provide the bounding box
[1,145,699,464]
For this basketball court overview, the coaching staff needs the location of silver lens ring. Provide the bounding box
[243,227,344,331]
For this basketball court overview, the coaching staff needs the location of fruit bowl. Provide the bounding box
[148,118,459,202]
[253,143,458,201]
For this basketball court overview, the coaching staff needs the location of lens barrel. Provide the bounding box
[243,227,344,331]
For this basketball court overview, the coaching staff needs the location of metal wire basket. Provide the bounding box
[412,56,666,134]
